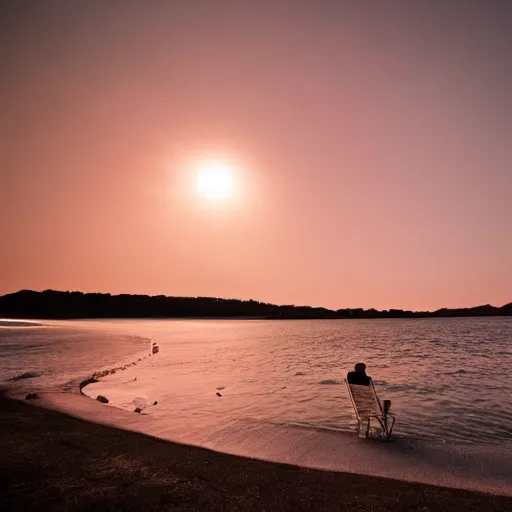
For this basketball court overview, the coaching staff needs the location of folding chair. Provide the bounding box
[345,379,395,441]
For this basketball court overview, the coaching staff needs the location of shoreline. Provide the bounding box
[3,320,512,505]
[40,331,511,499]
[74,346,512,498]
[14,374,512,499]
[2,393,511,511]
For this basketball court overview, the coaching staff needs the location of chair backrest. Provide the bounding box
[345,380,383,420]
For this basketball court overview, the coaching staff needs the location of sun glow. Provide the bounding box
[197,163,234,201]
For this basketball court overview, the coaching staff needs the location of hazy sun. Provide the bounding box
[197,163,234,201]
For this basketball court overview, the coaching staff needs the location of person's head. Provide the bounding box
[354,362,367,374]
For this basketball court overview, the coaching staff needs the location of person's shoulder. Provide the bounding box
[346,371,357,383]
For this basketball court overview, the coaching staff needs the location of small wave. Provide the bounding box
[386,383,418,392]
[262,418,355,436]
[8,371,43,381]
[0,319,43,327]
[319,379,341,385]
[80,344,152,393]
[295,372,306,376]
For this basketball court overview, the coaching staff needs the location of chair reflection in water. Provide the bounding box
[345,379,395,441]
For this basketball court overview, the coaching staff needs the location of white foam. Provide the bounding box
[0,318,44,327]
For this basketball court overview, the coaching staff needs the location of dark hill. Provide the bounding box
[0,290,511,320]
[500,302,512,314]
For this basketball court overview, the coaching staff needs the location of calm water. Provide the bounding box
[1,317,512,445]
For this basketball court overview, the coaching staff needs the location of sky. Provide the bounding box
[1,0,511,311]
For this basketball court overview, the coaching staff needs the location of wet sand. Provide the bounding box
[1,394,511,511]
[79,369,512,496]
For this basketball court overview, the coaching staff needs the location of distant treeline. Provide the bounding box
[0,290,511,320]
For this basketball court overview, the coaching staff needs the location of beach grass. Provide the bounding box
[1,394,511,511]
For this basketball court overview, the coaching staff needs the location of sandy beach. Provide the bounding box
[1,393,511,512]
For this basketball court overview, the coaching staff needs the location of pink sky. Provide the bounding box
[1,1,511,311]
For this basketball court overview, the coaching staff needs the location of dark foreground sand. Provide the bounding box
[1,395,511,512]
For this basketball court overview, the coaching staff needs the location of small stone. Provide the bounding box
[134,407,142,413]
[216,392,222,397]
[25,393,39,400]
[96,395,109,404]
[153,401,158,405]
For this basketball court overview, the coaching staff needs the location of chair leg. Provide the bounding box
[375,417,386,440]
[380,415,395,441]
[361,416,395,441]
[387,416,396,440]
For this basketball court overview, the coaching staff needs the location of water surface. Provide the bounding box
[2,317,512,494]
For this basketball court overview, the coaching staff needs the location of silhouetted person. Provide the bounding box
[347,362,371,386]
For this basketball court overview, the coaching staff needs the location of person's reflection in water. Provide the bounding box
[347,362,371,386]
